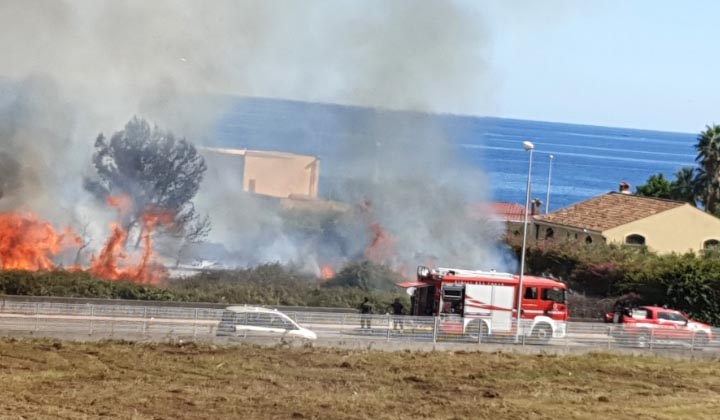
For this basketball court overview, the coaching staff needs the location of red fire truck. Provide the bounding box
[398,266,569,343]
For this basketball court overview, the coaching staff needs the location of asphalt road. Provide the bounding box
[0,309,717,358]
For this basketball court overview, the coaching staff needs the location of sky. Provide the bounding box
[485,0,720,133]
[1,1,718,134]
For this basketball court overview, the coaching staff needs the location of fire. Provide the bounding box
[89,205,174,285]
[107,194,133,217]
[0,212,80,270]
[0,198,173,285]
[364,221,396,264]
[320,265,335,280]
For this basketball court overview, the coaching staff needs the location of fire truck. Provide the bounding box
[398,266,569,343]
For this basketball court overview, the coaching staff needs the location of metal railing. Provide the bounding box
[0,300,718,354]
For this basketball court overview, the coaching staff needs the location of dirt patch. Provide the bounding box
[0,338,717,419]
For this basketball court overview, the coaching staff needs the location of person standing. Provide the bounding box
[390,298,405,331]
[360,297,373,330]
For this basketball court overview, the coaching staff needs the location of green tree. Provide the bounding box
[635,173,672,199]
[695,124,720,214]
[670,167,699,206]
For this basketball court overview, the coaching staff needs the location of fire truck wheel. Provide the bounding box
[466,320,489,342]
[529,323,552,345]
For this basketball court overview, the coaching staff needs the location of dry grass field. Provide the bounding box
[0,338,718,419]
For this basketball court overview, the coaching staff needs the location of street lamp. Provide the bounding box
[516,140,534,342]
[545,154,554,214]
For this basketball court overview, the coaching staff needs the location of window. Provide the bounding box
[658,311,686,322]
[704,239,720,249]
[269,313,297,329]
[442,286,463,301]
[524,287,538,299]
[246,313,272,327]
[625,234,646,246]
[221,311,246,325]
[545,228,554,239]
[585,236,593,244]
[541,288,566,303]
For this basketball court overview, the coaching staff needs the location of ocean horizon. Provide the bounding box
[210,97,698,211]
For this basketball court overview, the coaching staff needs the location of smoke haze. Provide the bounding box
[0,1,512,274]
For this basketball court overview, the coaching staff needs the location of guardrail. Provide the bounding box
[0,300,718,354]
[0,295,357,313]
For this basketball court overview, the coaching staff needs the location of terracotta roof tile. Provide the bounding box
[470,202,527,222]
[534,192,685,232]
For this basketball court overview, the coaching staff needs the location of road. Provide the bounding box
[0,303,717,358]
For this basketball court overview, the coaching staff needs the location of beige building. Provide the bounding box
[533,191,720,254]
[203,147,320,199]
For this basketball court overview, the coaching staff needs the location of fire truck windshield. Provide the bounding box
[542,288,566,303]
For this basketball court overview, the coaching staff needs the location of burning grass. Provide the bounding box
[0,199,173,284]
[0,339,717,419]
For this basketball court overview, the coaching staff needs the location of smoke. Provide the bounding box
[0,1,511,274]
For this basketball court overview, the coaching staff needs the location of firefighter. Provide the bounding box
[389,298,405,331]
[359,297,373,330]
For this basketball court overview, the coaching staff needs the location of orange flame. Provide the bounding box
[89,205,173,285]
[364,221,396,264]
[0,197,173,285]
[0,213,80,270]
[107,194,133,217]
[320,265,335,281]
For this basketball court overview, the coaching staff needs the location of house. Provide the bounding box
[202,147,320,199]
[469,201,539,237]
[532,191,720,254]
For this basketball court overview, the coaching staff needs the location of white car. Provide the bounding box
[216,306,317,340]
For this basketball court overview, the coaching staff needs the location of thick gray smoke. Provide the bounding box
[0,1,511,274]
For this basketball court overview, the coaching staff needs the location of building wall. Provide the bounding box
[602,204,720,253]
[532,222,605,245]
[242,151,319,199]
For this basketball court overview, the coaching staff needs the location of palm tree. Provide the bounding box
[695,125,720,214]
[670,167,699,206]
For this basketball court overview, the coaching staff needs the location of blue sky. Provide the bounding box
[485,1,720,132]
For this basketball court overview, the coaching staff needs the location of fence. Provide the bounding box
[0,300,718,354]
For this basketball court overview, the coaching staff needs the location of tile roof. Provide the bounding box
[534,192,686,232]
[470,202,527,222]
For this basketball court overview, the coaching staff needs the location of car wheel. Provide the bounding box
[528,323,553,345]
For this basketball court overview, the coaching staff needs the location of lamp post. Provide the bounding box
[545,154,554,214]
[516,140,534,342]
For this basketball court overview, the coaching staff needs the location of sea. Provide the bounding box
[209,97,697,211]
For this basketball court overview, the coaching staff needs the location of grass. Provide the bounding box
[0,339,718,419]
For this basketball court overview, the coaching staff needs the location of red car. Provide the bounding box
[606,306,713,348]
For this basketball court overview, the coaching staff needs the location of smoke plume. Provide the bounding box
[0,1,511,275]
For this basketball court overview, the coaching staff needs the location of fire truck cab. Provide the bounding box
[399,266,568,343]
